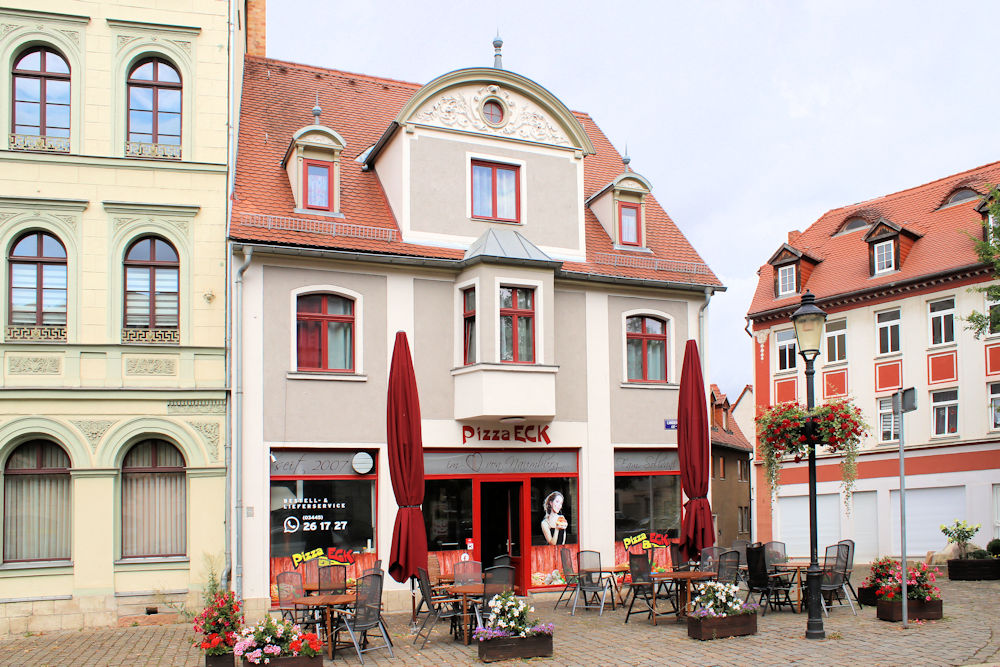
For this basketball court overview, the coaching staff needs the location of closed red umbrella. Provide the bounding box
[386,331,428,585]
[677,339,714,562]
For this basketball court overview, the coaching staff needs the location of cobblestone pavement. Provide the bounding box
[2,576,999,666]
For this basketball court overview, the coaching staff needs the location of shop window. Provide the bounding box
[296,293,355,372]
[877,309,900,354]
[463,287,476,365]
[303,160,332,211]
[499,286,533,363]
[3,439,71,562]
[776,329,796,371]
[618,202,641,246]
[425,478,474,553]
[929,298,955,346]
[126,57,181,158]
[471,160,519,222]
[613,474,680,543]
[531,477,578,587]
[825,319,846,362]
[878,397,899,443]
[11,46,71,152]
[8,230,67,328]
[124,236,179,332]
[931,389,958,436]
[626,315,668,382]
[121,439,186,558]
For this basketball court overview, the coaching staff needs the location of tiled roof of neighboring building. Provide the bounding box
[747,160,1000,318]
[231,56,721,290]
[709,384,753,452]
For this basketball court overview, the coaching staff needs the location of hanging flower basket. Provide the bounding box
[755,399,868,505]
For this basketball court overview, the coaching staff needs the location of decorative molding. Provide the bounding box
[0,196,88,212]
[188,421,220,460]
[71,419,115,451]
[414,84,570,146]
[57,28,80,45]
[116,34,139,51]
[8,356,61,375]
[167,399,225,415]
[168,39,191,54]
[53,214,76,228]
[0,23,20,40]
[106,18,201,35]
[0,9,90,25]
[124,141,182,160]
[754,330,769,361]
[122,328,179,345]
[124,357,177,376]
[8,134,71,154]
[103,201,200,218]
[6,325,66,342]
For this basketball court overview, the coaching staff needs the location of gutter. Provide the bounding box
[232,246,253,601]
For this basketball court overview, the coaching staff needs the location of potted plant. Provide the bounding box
[233,616,324,665]
[875,562,943,622]
[942,520,1000,580]
[687,581,759,640]
[756,399,868,505]
[193,590,243,667]
[858,556,897,607]
[473,590,554,662]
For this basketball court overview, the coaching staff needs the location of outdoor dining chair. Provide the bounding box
[819,543,856,616]
[668,542,690,571]
[697,546,722,572]
[838,538,859,604]
[763,541,787,571]
[318,564,347,595]
[745,543,796,615]
[275,571,313,624]
[475,565,515,627]
[732,539,750,582]
[624,552,673,625]
[454,559,482,586]
[414,567,461,648]
[554,547,579,609]
[493,554,512,567]
[573,550,612,616]
[715,550,740,586]
[331,572,394,664]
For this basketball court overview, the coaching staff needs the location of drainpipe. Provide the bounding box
[233,246,253,601]
[698,287,713,369]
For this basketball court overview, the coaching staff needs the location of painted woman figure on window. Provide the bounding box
[540,491,568,545]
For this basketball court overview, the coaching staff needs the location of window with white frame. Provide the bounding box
[929,298,955,345]
[931,389,958,436]
[988,297,1000,336]
[878,397,899,443]
[990,383,1000,430]
[776,329,796,371]
[877,309,900,354]
[777,264,796,296]
[874,240,895,273]
[825,319,846,362]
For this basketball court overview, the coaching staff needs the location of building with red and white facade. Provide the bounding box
[747,161,1000,562]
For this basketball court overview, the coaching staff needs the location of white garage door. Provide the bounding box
[890,486,965,557]
[852,491,879,562]
[777,494,841,558]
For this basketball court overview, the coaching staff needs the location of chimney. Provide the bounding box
[247,0,266,57]
[787,230,801,245]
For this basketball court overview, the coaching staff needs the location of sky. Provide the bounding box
[267,1,1000,399]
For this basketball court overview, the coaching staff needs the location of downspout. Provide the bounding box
[698,287,713,369]
[233,247,253,601]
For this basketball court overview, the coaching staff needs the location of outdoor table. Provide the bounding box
[292,594,354,659]
[651,570,716,619]
[447,583,485,645]
[773,560,812,612]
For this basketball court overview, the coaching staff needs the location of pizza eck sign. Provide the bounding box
[462,425,552,444]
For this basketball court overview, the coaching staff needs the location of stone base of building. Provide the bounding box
[0,591,196,637]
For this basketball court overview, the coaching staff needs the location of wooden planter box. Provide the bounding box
[241,658,323,666]
[205,656,234,667]
[477,634,553,662]
[857,585,878,607]
[686,613,757,640]
[947,558,1000,580]
[875,599,943,622]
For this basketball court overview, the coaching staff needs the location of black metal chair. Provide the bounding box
[624,552,673,624]
[838,538,860,605]
[715,550,740,586]
[731,540,750,582]
[745,543,796,615]
[763,541,787,571]
[554,547,579,609]
[413,567,461,648]
[820,543,856,616]
[275,571,313,624]
[454,559,482,585]
[698,546,722,572]
[318,564,347,594]
[475,565,515,627]
[332,572,393,664]
[493,554,512,567]
[668,542,690,571]
[573,550,611,615]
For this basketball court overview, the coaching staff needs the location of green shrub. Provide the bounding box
[987,538,1000,556]
[968,549,991,559]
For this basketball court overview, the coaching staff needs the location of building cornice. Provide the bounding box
[105,18,201,35]
[102,201,201,217]
[0,8,90,24]
[0,196,89,212]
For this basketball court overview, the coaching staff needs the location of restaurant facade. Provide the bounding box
[230,40,722,615]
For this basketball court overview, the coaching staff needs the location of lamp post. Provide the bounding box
[791,290,827,640]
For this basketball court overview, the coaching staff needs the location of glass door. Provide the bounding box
[479,480,523,591]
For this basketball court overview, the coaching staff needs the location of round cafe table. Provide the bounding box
[446,584,485,645]
[650,570,716,619]
[291,594,354,659]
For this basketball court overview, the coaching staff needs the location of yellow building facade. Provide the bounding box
[0,1,241,634]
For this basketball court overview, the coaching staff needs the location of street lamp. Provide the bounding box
[791,290,827,640]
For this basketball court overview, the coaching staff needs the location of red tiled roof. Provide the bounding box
[747,161,1000,318]
[708,384,752,452]
[231,56,721,288]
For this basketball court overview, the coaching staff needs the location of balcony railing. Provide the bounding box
[125,141,182,160]
[9,134,70,153]
[6,325,66,342]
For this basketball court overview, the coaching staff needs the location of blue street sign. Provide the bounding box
[664,419,678,430]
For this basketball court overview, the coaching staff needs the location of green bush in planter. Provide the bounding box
[987,539,1000,556]
[968,549,991,559]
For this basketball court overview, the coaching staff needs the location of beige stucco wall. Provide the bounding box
[414,278,455,420]
[553,288,588,421]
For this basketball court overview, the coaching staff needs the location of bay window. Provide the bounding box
[499,286,533,363]
[463,287,476,365]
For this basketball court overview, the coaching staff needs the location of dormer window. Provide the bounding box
[874,239,894,273]
[841,217,869,233]
[777,264,796,297]
[283,110,346,216]
[304,160,332,210]
[619,202,641,246]
[944,188,978,206]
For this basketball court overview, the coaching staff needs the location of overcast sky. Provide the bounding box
[267,1,1000,400]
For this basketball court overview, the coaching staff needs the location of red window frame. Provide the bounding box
[127,57,182,146]
[8,230,68,327]
[499,286,534,364]
[123,236,179,330]
[463,287,476,365]
[296,294,355,373]
[471,160,520,223]
[3,440,71,563]
[12,46,71,138]
[626,316,668,383]
[303,159,333,211]
[618,202,642,246]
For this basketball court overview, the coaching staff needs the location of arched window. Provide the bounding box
[9,231,67,327]
[127,58,181,147]
[626,315,668,382]
[946,188,978,206]
[3,440,71,562]
[296,294,354,372]
[841,217,869,233]
[124,236,179,330]
[12,47,70,140]
[121,439,186,557]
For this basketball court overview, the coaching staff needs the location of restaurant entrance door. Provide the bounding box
[479,480,525,592]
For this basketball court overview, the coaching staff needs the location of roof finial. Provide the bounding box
[622,143,631,172]
[493,31,503,69]
[311,91,321,123]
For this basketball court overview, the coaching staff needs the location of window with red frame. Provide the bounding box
[296,294,354,372]
[9,230,67,327]
[12,46,70,140]
[499,286,533,363]
[3,440,71,562]
[127,58,181,146]
[626,316,667,382]
[471,160,519,222]
[303,160,332,210]
[463,287,476,365]
[124,236,179,330]
[121,439,186,558]
[619,203,641,246]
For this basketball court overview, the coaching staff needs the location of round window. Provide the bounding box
[483,100,504,125]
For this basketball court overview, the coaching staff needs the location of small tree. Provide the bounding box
[964,186,1000,337]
